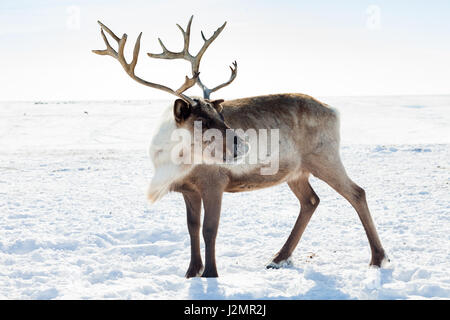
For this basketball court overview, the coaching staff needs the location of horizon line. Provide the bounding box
[2,93,450,104]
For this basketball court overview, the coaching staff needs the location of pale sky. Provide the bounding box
[1,0,450,101]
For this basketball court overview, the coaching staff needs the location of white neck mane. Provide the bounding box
[147,106,193,203]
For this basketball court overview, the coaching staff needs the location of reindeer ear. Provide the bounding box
[174,99,191,123]
[210,99,225,113]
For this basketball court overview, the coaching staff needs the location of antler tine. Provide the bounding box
[173,72,199,97]
[129,32,142,74]
[148,16,194,61]
[196,61,237,99]
[92,21,197,104]
[92,29,117,57]
[210,61,238,94]
[195,21,226,66]
[97,20,120,42]
[176,15,193,55]
[176,72,200,94]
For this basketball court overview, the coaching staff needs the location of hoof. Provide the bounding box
[201,266,218,278]
[266,257,293,269]
[185,264,204,278]
[201,270,218,278]
[370,252,391,268]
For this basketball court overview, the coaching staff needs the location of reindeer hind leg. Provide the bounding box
[267,171,320,268]
[306,153,387,267]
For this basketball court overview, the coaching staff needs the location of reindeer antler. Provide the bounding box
[147,16,237,99]
[92,21,198,105]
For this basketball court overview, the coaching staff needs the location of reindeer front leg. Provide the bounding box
[200,187,224,278]
[183,190,203,278]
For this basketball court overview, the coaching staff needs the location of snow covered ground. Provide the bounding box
[0,95,449,299]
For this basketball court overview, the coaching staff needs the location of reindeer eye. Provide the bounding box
[203,119,213,129]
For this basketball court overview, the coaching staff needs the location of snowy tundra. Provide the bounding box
[0,95,449,299]
[91,18,390,279]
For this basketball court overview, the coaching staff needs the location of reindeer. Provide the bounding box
[93,16,388,278]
